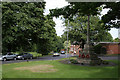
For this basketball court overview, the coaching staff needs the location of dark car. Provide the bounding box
[17,53,33,60]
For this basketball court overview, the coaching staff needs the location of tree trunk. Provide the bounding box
[87,15,90,54]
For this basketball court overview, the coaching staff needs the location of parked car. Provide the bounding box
[17,53,33,60]
[61,51,65,54]
[0,52,17,61]
[53,53,60,57]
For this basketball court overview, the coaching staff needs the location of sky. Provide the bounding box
[44,0,118,39]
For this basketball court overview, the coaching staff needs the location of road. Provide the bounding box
[2,54,72,64]
[2,54,119,64]
[98,56,118,60]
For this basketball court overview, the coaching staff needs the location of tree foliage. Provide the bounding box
[102,2,120,29]
[2,2,58,54]
[50,2,116,44]
[50,2,119,29]
[113,38,119,42]
[62,16,113,43]
[50,2,103,19]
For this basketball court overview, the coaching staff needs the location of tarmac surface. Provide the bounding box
[2,54,71,64]
[1,54,119,64]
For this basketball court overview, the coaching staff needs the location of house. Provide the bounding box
[69,45,82,55]
[99,42,120,54]
[69,42,120,55]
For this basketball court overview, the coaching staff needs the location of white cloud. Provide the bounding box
[109,28,118,39]
[44,0,69,15]
[101,9,118,39]
[44,0,69,36]
[53,17,65,36]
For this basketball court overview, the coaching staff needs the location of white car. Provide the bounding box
[53,53,60,57]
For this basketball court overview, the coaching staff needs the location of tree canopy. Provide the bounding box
[62,16,113,43]
[50,2,103,19]
[50,2,120,29]
[113,38,119,42]
[50,2,118,45]
[2,2,59,54]
[102,2,120,29]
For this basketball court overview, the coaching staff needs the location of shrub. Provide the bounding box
[70,59,79,64]
[93,44,102,54]
[102,61,109,65]
[101,47,107,54]
[90,58,103,66]
[29,52,42,58]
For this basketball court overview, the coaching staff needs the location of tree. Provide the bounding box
[63,40,71,53]
[2,2,57,55]
[53,36,64,52]
[102,2,120,29]
[113,38,119,42]
[62,16,113,44]
[50,2,104,54]
[49,2,118,65]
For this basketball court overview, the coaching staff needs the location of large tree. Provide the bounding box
[102,2,120,29]
[62,16,113,43]
[2,2,57,55]
[50,2,104,54]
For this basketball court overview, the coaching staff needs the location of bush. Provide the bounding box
[93,44,102,54]
[101,47,107,54]
[29,52,42,58]
[102,61,109,65]
[90,58,103,66]
[70,59,79,64]
[97,58,102,65]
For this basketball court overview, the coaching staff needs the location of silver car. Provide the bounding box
[0,52,17,61]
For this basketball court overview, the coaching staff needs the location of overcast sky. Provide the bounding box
[44,0,118,39]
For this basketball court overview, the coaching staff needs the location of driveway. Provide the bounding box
[2,54,71,64]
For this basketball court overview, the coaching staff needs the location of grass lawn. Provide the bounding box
[0,63,2,79]
[2,59,119,78]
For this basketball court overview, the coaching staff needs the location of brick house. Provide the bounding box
[69,45,82,55]
[99,42,120,54]
[69,42,120,55]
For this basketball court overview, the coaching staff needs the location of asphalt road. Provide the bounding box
[1,54,119,64]
[2,54,72,64]
[98,56,118,60]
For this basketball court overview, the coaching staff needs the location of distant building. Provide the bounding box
[99,42,120,54]
[69,45,82,55]
[69,42,120,55]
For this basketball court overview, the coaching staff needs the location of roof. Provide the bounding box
[99,42,120,44]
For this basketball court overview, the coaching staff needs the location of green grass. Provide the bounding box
[0,64,2,79]
[105,54,120,56]
[2,59,119,78]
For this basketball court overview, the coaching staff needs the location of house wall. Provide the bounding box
[69,43,120,55]
[101,43,120,54]
[69,45,82,55]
